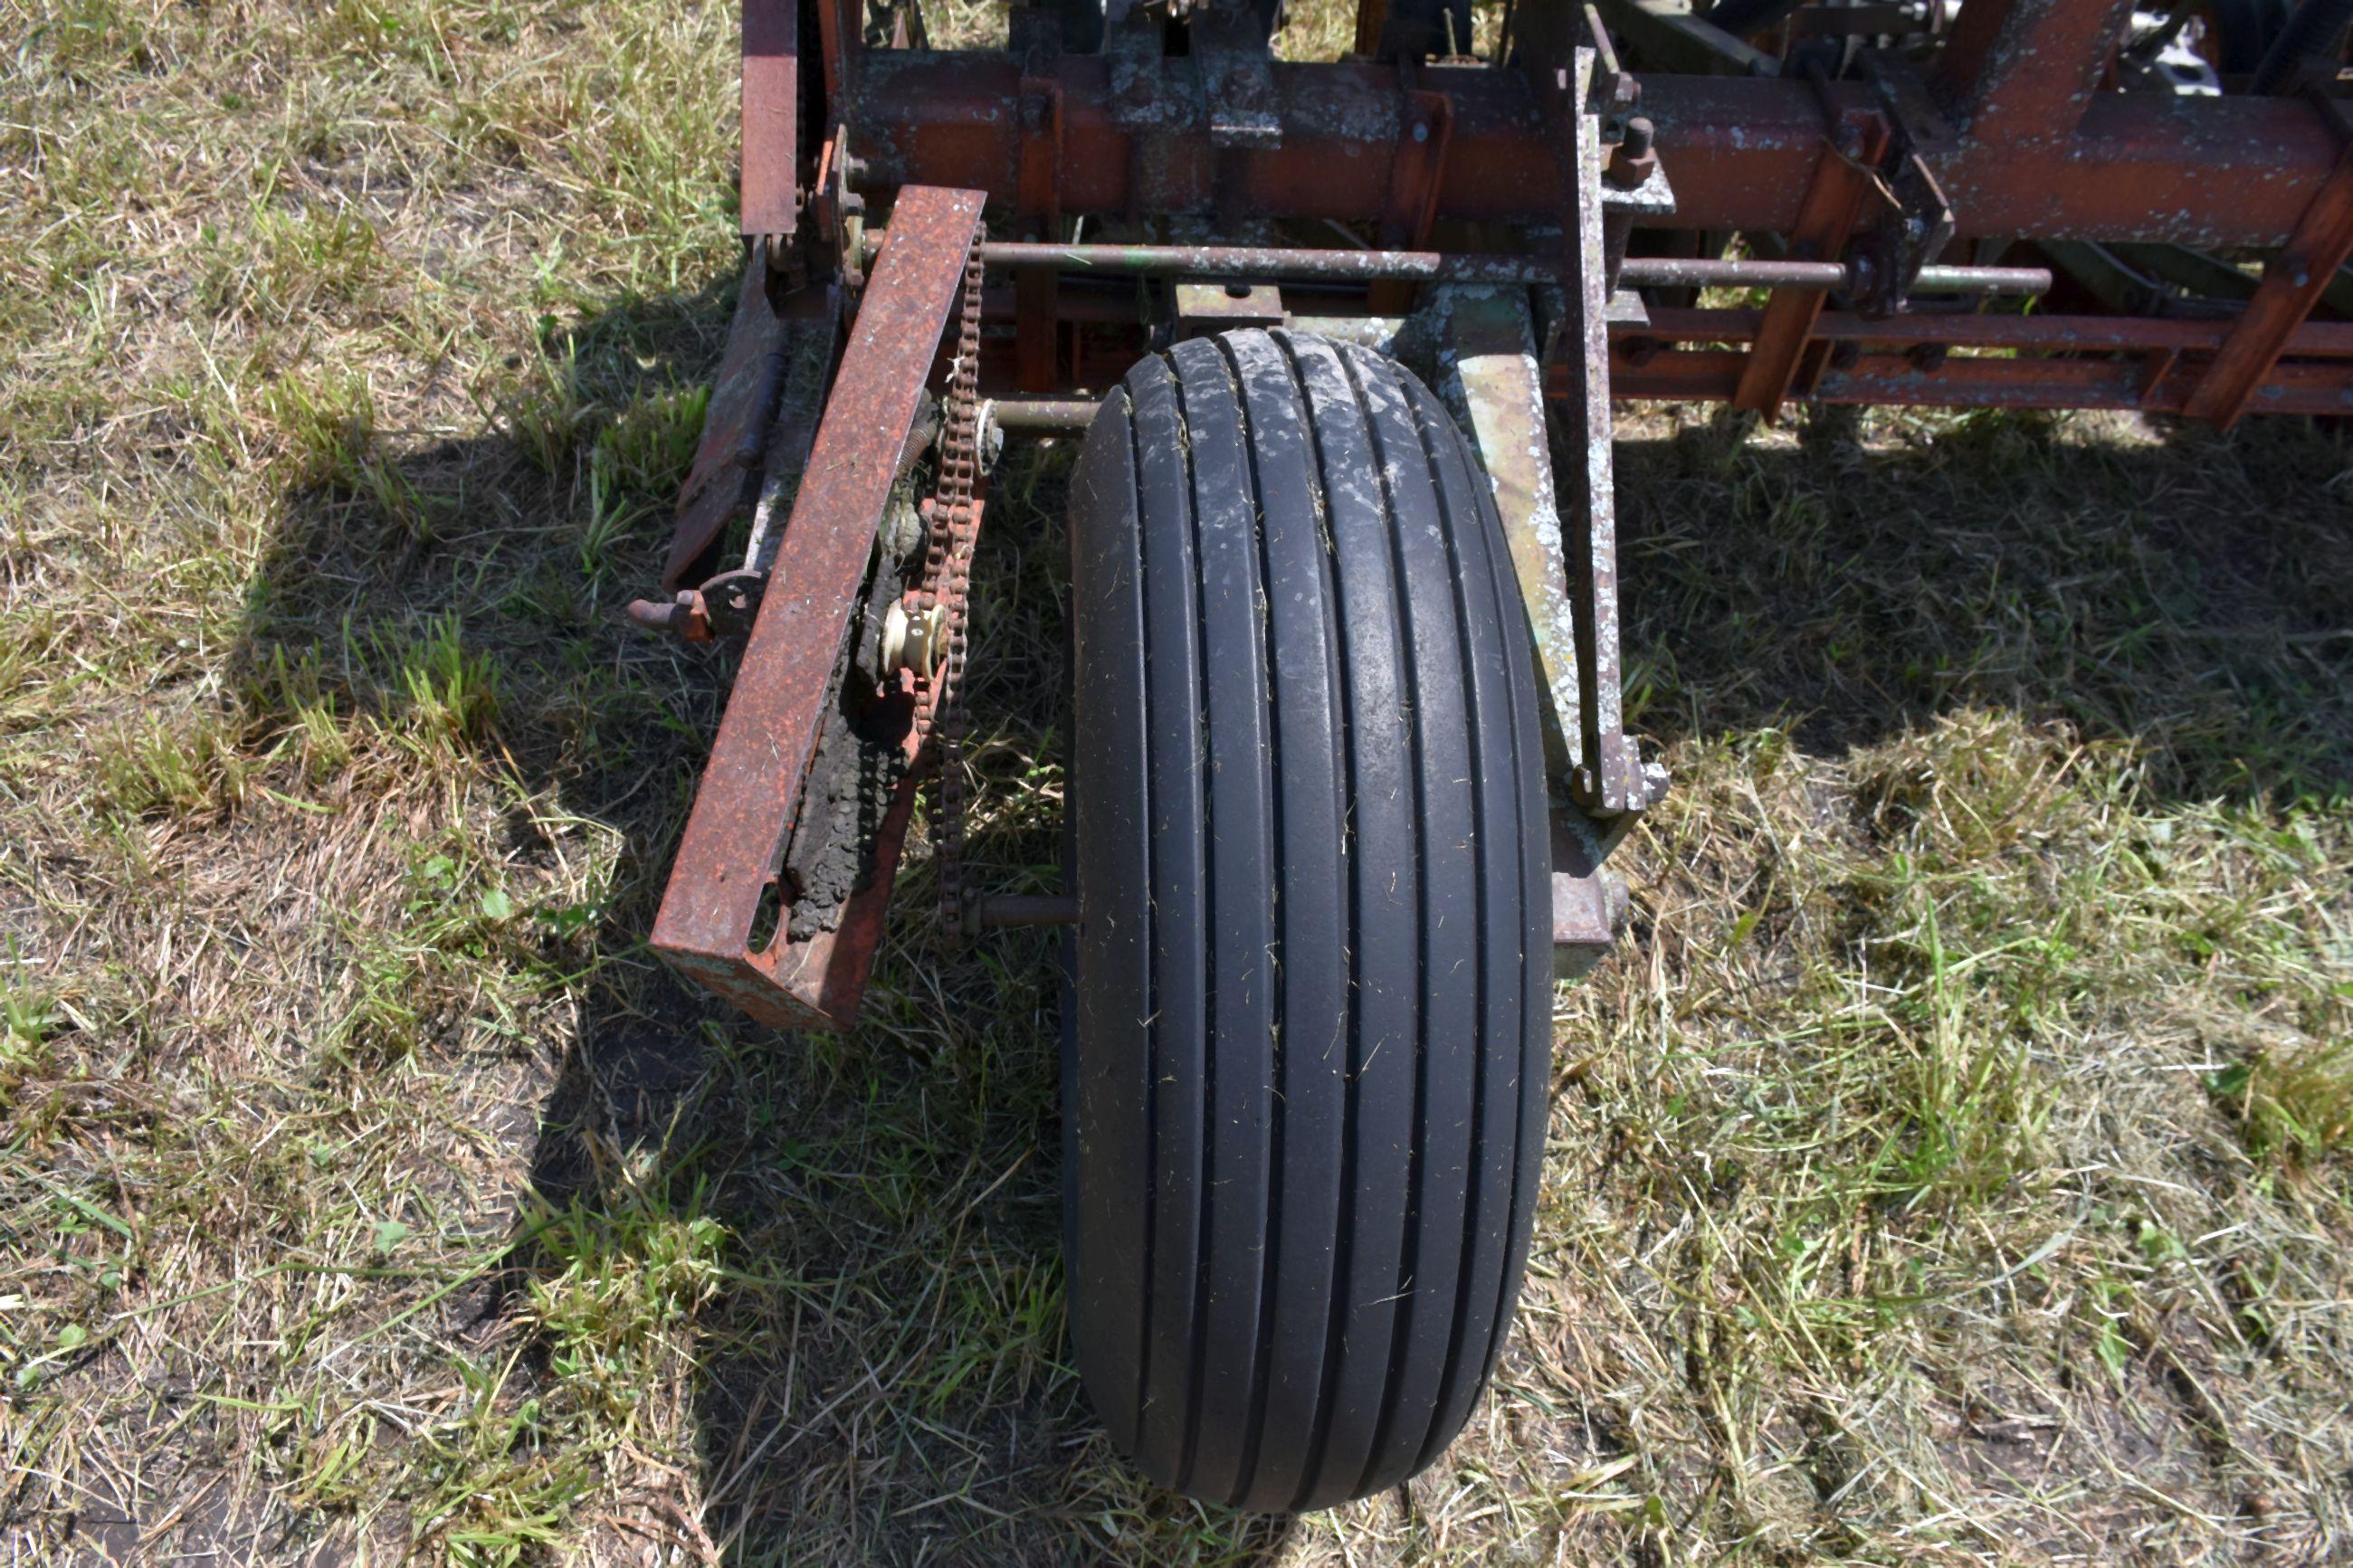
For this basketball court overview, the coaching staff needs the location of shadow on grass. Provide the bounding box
[230,271,2349,1563]
[1617,405,2353,802]
[229,269,1293,1563]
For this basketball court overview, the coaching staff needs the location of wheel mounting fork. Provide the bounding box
[1426,44,1667,976]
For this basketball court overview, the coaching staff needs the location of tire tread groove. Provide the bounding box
[1067,331,1550,1515]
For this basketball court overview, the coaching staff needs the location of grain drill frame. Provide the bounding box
[637,0,2353,1031]
[622,0,2353,1504]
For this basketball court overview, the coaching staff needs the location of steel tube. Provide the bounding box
[874,237,2053,295]
[987,397,1100,431]
[848,52,2342,245]
[1614,305,2353,355]
[1624,256,2052,293]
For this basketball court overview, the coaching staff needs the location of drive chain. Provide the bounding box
[916,237,986,941]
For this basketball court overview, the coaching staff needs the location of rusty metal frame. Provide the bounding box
[1730,106,1890,416]
[2183,128,2353,428]
[834,24,2353,412]
[740,0,799,242]
[843,52,2341,242]
[651,185,985,1031]
[651,0,2353,1032]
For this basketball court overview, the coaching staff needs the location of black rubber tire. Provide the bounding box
[1063,328,1552,1513]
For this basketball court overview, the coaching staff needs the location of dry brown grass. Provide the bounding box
[5,0,2351,1563]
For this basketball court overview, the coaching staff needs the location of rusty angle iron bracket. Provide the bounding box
[1515,21,1670,821]
[653,185,987,1031]
[1426,283,1634,978]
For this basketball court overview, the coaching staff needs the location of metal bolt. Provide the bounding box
[1411,121,1430,144]
[2290,262,2312,289]
[1605,115,1657,190]
[625,590,713,644]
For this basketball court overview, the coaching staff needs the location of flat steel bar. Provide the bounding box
[1433,287,1583,783]
[741,0,799,237]
[1604,344,2353,412]
[663,250,828,591]
[843,52,2340,244]
[653,185,986,1031]
[1590,0,1776,75]
[1733,109,1890,415]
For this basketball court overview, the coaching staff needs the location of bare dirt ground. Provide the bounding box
[5,1,2350,1563]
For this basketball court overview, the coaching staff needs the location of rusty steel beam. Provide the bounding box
[843,52,2339,247]
[2183,145,2353,429]
[741,0,799,238]
[1604,342,2353,413]
[1618,306,2353,356]
[1642,78,2339,244]
[1932,0,2139,147]
[1732,108,1890,416]
[653,185,986,1031]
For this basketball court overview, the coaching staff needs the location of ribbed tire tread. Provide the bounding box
[1066,328,1550,1513]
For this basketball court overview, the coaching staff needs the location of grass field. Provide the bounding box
[5,0,2353,1563]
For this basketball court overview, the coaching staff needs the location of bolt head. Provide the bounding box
[1411,121,1430,143]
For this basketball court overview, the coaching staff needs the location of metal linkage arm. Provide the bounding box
[652,185,986,1031]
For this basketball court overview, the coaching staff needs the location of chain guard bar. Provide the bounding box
[649,185,986,1032]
